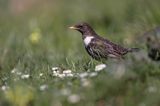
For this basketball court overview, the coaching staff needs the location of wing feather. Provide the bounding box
[86,39,122,59]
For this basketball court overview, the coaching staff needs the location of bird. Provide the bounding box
[142,27,160,61]
[69,22,139,61]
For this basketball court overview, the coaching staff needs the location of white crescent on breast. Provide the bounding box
[84,36,94,46]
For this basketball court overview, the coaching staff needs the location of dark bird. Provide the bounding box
[147,40,160,61]
[142,27,160,61]
[69,22,139,61]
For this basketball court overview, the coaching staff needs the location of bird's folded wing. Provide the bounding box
[112,44,129,55]
[90,39,121,58]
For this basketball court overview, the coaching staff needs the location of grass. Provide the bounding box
[0,0,160,106]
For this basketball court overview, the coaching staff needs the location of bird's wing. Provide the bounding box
[89,39,122,58]
[101,38,129,55]
[112,43,129,55]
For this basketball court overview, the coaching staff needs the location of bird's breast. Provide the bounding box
[83,36,94,46]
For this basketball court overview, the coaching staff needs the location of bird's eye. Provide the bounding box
[79,25,83,28]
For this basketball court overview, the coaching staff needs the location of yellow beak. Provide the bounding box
[69,26,78,30]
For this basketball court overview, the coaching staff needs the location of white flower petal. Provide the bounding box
[1,85,8,91]
[95,64,107,72]
[79,72,88,78]
[40,84,48,91]
[11,68,18,73]
[89,72,98,77]
[52,67,59,71]
[53,70,58,74]
[17,72,22,75]
[66,73,74,77]
[58,74,65,78]
[21,74,30,79]
[68,94,80,103]
[39,73,43,77]
[53,73,59,76]
[63,70,72,74]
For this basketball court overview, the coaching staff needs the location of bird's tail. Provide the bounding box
[128,48,140,52]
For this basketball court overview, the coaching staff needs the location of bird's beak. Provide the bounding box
[69,26,78,30]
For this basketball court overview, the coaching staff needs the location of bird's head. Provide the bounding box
[69,22,96,35]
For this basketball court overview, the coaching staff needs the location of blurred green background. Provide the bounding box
[0,0,160,106]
